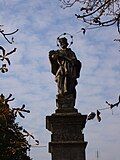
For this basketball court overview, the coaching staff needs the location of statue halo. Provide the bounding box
[57,33,73,48]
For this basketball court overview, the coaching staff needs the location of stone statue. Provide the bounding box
[49,37,81,108]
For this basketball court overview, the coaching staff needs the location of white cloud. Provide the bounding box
[0,1,120,160]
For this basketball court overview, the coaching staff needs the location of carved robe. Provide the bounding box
[49,48,81,98]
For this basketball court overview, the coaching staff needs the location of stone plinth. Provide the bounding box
[46,110,87,160]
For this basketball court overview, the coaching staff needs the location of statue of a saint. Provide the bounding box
[49,37,81,108]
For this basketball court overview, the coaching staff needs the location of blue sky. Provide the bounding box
[0,0,120,160]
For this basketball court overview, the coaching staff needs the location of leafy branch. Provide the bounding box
[23,129,39,146]
[0,93,15,105]
[0,46,17,73]
[12,104,30,118]
[87,95,120,122]
[0,93,36,159]
[59,0,120,34]
[0,24,31,159]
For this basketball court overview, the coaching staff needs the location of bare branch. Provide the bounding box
[0,28,19,44]
[59,0,120,34]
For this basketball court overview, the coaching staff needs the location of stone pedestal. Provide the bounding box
[46,109,87,160]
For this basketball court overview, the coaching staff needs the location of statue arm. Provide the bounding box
[75,60,82,78]
[66,50,78,65]
[58,51,77,64]
[69,50,82,78]
[49,50,59,75]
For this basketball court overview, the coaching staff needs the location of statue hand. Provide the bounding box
[51,53,58,59]
[49,50,58,59]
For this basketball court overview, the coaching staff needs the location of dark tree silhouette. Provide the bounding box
[87,95,120,122]
[0,25,18,73]
[0,25,34,159]
[0,94,31,160]
[59,0,120,34]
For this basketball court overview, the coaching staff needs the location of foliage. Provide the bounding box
[87,95,120,122]
[0,26,18,73]
[0,94,31,160]
[0,25,37,159]
[0,46,16,73]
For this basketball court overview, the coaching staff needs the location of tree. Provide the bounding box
[59,0,120,35]
[0,95,31,160]
[0,26,32,160]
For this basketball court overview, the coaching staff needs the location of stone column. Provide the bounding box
[46,108,87,160]
[47,36,87,160]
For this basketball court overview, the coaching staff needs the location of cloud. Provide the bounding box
[0,1,120,160]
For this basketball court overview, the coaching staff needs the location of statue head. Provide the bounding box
[58,37,68,49]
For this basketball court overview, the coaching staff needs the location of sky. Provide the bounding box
[0,0,120,160]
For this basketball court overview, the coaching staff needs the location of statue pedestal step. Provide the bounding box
[46,112,87,160]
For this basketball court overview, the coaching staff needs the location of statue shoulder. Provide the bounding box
[49,50,55,55]
[68,48,72,52]
[68,48,76,55]
[67,48,77,59]
[49,50,59,56]
[49,50,60,62]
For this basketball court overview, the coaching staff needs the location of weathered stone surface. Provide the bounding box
[56,94,75,109]
[47,36,87,160]
[49,141,87,160]
[49,37,82,107]
[46,112,87,160]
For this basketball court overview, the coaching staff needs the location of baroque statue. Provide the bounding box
[49,35,81,108]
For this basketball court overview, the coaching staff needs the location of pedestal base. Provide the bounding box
[49,141,87,160]
[46,112,87,160]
